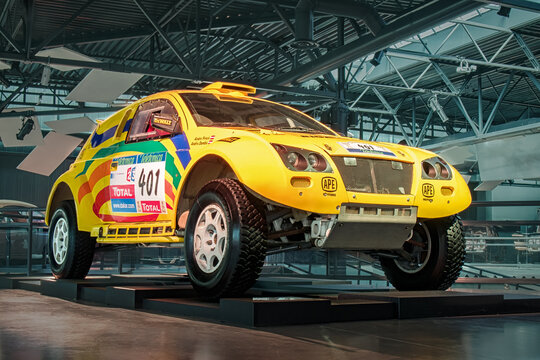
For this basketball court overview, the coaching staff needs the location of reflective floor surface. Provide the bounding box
[1,289,539,360]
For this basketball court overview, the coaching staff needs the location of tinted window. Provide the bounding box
[127,99,179,142]
[181,93,334,135]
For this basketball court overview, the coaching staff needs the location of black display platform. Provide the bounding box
[2,274,540,327]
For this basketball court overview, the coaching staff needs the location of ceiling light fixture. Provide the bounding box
[16,116,35,141]
[456,59,477,74]
[428,95,449,123]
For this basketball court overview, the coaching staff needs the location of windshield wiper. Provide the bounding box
[264,126,322,133]
[205,122,258,128]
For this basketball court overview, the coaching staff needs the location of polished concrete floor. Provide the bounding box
[1,289,539,360]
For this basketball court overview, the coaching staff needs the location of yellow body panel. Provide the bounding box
[46,83,471,244]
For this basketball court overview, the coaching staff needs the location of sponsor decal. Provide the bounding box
[153,117,172,126]
[138,200,166,214]
[322,177,337,192]
[190,136,214,146]
[338,141,396,157]
[110,199,137,213]
[422,183,434,198]
[110,185,135,199]
[110,152,167,214]
[218,137,240,143]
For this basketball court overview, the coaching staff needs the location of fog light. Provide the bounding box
[290,176,311,188]
[441,186,454,196]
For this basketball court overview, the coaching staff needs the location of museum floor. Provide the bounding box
[1,289,539,360]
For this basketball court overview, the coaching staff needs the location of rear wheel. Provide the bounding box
[184,178,267,298]
[380,216,465,290]
[48,201,95,279]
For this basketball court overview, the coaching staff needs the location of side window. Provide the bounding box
[126,99,180,143]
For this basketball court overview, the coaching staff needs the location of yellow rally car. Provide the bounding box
[46,82,471,298]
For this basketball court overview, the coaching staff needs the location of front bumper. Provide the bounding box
[313,204,417,250]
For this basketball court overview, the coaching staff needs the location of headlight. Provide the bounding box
[307,153,327,172]
[287,152,308,171]
[272,144,331,173]
[421,157,452,180]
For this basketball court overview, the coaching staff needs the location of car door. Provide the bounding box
[105,97,184,226]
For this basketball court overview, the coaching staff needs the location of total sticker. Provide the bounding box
[137,200,167,214]
[110,152,167,214]
[338,141,396,157]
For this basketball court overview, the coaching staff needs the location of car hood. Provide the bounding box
[232,128,419,163]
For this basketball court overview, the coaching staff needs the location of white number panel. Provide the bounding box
[109,152,167,214]
[338,141,396,157]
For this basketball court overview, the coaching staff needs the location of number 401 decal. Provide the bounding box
[138,168,160,196]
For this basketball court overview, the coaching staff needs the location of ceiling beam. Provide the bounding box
[475,0,540,13]
[270,0,480,86]
[0,51,345,100]
[133,0,193,73]
[45,12,296,48]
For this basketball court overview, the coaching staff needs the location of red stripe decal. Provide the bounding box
[165,180,175,201]
[89,160,112,189]
[92,186,111,217]
[93,185,159,223]
[78,182,91,203]
[78,160,112,203]
[98,213,159,222]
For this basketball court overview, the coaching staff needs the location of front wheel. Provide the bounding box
[380,216,465,291]
[184,179,267,298]
[48,201,96,279]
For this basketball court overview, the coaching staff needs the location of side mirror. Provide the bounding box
[151,114,181,134]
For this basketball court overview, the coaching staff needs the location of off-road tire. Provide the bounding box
[184,178,267,298]
[48,201,96,279]
[380,215,465,291]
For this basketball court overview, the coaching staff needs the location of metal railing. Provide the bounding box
[0,208,47,275]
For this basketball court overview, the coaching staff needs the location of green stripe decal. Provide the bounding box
[166,153,181,188]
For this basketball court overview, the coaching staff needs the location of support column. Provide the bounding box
[478,75,483,133]
[333,17,348,135]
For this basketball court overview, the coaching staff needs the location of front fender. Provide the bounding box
[186,137,347,214]
[413,164,472,218]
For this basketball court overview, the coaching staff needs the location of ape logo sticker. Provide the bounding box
[422,183,434,198]
[322,177,337,192]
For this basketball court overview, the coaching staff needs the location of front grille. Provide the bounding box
[332,156,413,195]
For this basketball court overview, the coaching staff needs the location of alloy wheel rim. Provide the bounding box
[393,222,432,274]
[52,218,69,265]
[193,204,228,273]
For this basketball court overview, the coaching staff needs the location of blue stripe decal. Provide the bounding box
[171,133,191,168]
[123,118,133,133]
[347,149,396,157]
[91,125,118,148]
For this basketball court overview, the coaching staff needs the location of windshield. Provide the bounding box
[180,92,335,135]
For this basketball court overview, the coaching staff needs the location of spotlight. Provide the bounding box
[428,95,448,123]
[41,66,51,86]
[16,116,35,140]
[370,50,386,66]
[497,6,511,17]
[456,59,477,74]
